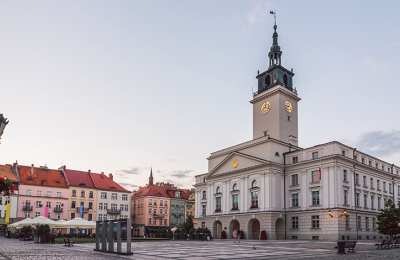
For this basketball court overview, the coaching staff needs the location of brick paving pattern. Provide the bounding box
[2,237,400,259]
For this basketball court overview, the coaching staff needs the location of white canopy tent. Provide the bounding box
[62,218,96,229]
[8,217,34,228]
[8,216,58,228]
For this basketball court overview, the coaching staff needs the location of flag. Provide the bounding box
[43,205,49,218]
[5,203,11,225]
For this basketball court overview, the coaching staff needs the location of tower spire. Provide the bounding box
[149,167,154,185]
[268,10,282,67]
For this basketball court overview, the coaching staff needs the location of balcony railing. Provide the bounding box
[22,205,33,212]
[107,208,121,215]
[53,207,63,213]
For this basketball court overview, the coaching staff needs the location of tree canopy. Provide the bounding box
[377,200,400,238]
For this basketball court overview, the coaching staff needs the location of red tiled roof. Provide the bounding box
[18,165,68,188]
[64,169,95,188]
[89,172,129,193]
[134,185,169,198]
[0,164,17,182]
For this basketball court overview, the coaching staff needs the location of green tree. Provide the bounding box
[377,200,400,239]
[183,215,194,234]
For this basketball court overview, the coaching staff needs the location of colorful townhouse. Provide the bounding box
[61,167,97,221]
[0,165,18,226]
[90,171,130,221]
[132,170,171,237]
[186,190,195,218]
[15,164,69,220]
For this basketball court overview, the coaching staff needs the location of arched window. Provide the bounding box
[251,180,257,188]
[215,187,222,213]
[283,74,288,86]
[232,183,238,191]
[202,190,206,200]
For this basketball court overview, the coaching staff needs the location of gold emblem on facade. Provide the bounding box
[231,159,239,169]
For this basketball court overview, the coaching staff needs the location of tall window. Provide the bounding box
[364,194,368,209]
[345,215,350,230]
[312,191,320,206]
[312,152,319,160]
[291,174,299,186]
[232,194,239,210]
[311,170,321,184]
[343,170,348,182]
[355,174,360,186]
[356,193,360,208]
[363,176,367,187]
[370,178,374,189]
[250,180,258,209]
[378,196,382,209]
[111,193,118,200]
[292,216,299,229]
[357,216,362,231]
[72,190,76,197]
[365,217,370,231]
[377,180,381,191]
[201,204,206,217]
[291,193,299,208]
[344,190,348,206]
[311,215,320,229]
[89,191,94,198]
[122,194,128,201]
[292,156,298,164]
[372,217,376,231]
[383,182,387,192]
[215,187,222,213]
[202,191,206,200]
[371,195,375,209]
[101,192,107,199]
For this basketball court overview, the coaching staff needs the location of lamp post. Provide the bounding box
[0,114,9,141]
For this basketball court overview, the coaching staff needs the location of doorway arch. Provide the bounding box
[248,218,260,240]
[275,218,285,240]
[229,219,240,239]
[213,220,223,239]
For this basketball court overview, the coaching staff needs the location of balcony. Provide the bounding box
[22,205,33,212]
[107,208,121,215]
[53,207,63,213]
[75,207,90,213]
[153,213,165,219]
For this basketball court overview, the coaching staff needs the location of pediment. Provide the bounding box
[207,152,269,178]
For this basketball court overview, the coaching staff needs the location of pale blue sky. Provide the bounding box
[1,1,399,189]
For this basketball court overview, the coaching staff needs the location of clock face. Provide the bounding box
[260,101,271,113]
[285,101,293,113]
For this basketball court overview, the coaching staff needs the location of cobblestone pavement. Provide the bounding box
[2,237,400,259]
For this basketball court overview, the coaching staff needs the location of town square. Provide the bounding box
[1,1,400,259]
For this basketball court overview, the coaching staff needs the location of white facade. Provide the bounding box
[194,23,400,241]
[96,190,131,221]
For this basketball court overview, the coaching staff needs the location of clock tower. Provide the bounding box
[251,21,300,146]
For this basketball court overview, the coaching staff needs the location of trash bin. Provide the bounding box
[337,240,346,254]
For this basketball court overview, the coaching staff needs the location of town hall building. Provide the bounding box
[194,21,400,241]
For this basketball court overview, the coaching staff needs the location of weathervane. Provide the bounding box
[269,10,277,26]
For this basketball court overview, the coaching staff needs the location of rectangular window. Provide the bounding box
[81,191,85,198]
[371,195,375,209]
[365,217,370,231]
[378,197,382,209]
[355,174,360,186]
[88,202,93,209]
[111,193,118,200]
[56,192,61,198]
[232,194,239,210]
[356,193,360,208]
[357,216,362,231]
[312,191,320,206]
[372,217,376,231]
[377,180,381,191]
[345,215,350,230]
[291,193,299,208]
[98,203,103,210]
[311,215,320,229]
[251,191,259,209]
[291,174,299,186]
[370,177,374,189]
[89,191,94,198]
[215,197,222,212]
[72,190,76,197]
[101,192,107,199]
[292,216,299,229]
[201,204,206,217]
[383,182,387,192]
[122,194,128,201]
[292,156,298,164]
[364,194,368,209]
[363,176,367,187]
[343,170,348,182]
[344,190,348,206]
[311,170,321,184]
[342,150,346,156]
[389,183,393,194]
[312,152,319,160]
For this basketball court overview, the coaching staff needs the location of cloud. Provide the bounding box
[355,130,400,157]
[169,169,194,178]
[119,182,139,191]
[119,167,141,175]
[245,1,273,26]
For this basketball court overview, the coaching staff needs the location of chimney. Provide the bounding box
[30,164,34,176]
[88,169,91,173]
[109,173,113,180]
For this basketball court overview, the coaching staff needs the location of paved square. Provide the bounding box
[2,237,400,259]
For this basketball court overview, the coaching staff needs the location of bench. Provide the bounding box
[64,238,74,247]
[337,240,357,254]
[343,241,357,253]
[376,240,393,250]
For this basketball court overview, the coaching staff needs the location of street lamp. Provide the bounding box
[0,114,9,141]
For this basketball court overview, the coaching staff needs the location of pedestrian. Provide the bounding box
[233,229,238,243]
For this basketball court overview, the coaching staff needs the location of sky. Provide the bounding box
[0,0,399,190]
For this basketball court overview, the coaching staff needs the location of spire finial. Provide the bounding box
[267,10,282,67]
[149,167,154,185]
[269,10,277,28]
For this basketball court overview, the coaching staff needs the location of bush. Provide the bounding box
[35,224,51,243]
